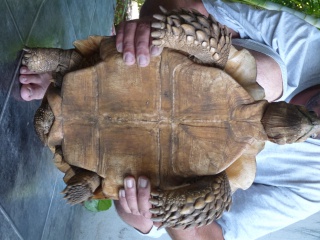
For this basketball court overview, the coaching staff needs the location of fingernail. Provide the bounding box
[117,43,123,52]
[21,76,27,82]
[139,178,148,188]
[137,55,149,67]
[119,189,125,198]
[150,46,161,56]
[125,178,133,188]
[124,52,134,64]
[21,68,26,73]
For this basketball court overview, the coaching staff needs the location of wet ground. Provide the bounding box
[0,1,319,240]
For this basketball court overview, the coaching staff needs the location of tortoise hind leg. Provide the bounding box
[34,97,54,144]
[62,169,101,205]
[150,172,232,229]
[151,7,231,68]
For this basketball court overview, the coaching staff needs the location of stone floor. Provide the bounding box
[0,1,319,240]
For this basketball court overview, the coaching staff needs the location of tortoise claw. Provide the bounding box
[62,183,93,205]
[151,190,163,197]
[151,30,166,38]
[23,47,32,53]
[149,198,164,206]
[151,216,165,222]
[150,207,164,215]
[153,14,166,21]
[151,39,164,46]
[151,22,166,29]
[159,5,168,14]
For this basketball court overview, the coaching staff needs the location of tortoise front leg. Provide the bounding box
[22,48,84,88]
[62,169,101,205]
[22,48,83,74]
[150,172,232,229]
[151,7,231,68]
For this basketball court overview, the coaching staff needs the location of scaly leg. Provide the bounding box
[22,48,82,73]
[150,172,232,229]
[151,7,231,68]
[34,97,54,144]
[62,169,101,205]
[22,48,84,88]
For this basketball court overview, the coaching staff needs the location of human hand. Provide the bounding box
[114,176,159,234]
[116,17,163,67]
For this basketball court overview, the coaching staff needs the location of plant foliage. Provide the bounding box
[84,199,112,212]
[232,0,320,17]
[114,0,130,25]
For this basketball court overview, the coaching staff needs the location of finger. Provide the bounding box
[19,74,43,85]
[135,21,151,67]
[19,70,52,101]
[20,66,52,86]
[123,21,138,65]
[118,188,132,213]
[115,22,125,52]
[20,66,35,74]
[20,84,46,101]
[137,177,152,218]
[124,176,140,215]
[154,222,161,227]
[150,45,163,57]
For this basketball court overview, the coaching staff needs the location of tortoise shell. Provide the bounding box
[26,8,320,229]
[48,38,267,199]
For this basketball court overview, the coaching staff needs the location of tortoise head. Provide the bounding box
[261,101,320,145]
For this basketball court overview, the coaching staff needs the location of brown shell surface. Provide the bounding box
[59,37,268,199]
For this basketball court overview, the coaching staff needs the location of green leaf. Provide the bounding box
[84,199,112,212]
[97,199,112,211]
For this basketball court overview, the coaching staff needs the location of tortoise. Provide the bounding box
[22,8,320,229]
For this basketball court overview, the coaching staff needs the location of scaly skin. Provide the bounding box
[150,173,232,229]
[62,169,101,204]
[34,97,54,144]
[151,7,231,68]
